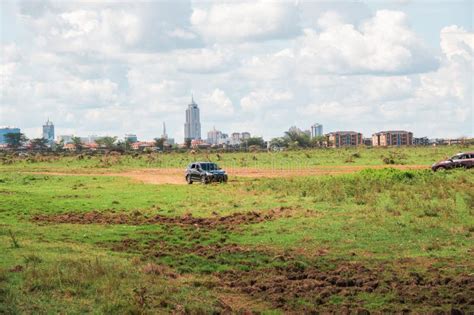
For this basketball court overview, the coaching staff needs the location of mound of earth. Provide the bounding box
[31,208,288,228]
[219,262,474,312]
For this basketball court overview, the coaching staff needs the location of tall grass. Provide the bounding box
[1,145,472,171]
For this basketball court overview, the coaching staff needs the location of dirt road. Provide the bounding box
[25,165,428,185]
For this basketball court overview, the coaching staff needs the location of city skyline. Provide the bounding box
[1,0,473,141]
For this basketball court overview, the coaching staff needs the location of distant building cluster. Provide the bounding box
[0,96,471,151]
[203,129,251,148]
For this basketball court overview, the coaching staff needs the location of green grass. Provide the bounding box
[1,145,473,172]
[0,156,473,312]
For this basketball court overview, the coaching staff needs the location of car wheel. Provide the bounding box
[186,175,193,184]
[435,166,446,172]
[223,175,228,183]
[201,175,208,184]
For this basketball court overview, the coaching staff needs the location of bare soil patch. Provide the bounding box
[219,261,474,312]
[31,208,292,228]
[24,164,427,185]
[107,233,474,312]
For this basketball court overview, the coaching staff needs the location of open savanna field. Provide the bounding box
[1,146,473,313]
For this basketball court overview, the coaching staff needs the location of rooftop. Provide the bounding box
[327,131,361,134]
[373,130,412,135]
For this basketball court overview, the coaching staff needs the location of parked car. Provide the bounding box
[431,152,474,171]
[185,162,228,184]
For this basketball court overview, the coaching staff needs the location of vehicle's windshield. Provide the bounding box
[451,154,462,160]
[200,163,218,171]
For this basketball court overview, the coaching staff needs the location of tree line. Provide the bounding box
[2,129,325,152]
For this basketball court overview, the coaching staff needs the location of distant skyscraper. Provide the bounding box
[0,127,20,144]
[311,123,323,138]
[207,127,222,145]
[162,122,168,139]
[184,95,201,141]
[42,119,54,144]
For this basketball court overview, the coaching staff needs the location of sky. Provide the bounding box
[1,0,473,142]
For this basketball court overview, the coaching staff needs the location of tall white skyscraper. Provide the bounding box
[162,122,168,139]
[311,123,323,138]
[184,95,201,140]
[42,119,54,144]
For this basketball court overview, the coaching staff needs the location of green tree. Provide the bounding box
[95,136,117,150]
[117,139,133,152]
[4,133,28,149]
[154,137,165,151]
[310,135,326,148]
[244,137,265,148]
[30,138,49,151]
[284,129,311,148]
[269,137,288,149]
[71,137,83,152]
[56,139,65,151]
[184,138,192,149]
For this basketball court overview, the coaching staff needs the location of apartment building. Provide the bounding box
[372,130,413,146]
[326,131,363,148]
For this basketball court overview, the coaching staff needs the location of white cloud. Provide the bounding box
[300,101,371,119]
[362,76,415,102]
[173,46,236,73]
[439,25,474,60]
[1,1,472,140]
[296,10,438,75]
[240,89,293,112]
[240,48,295,80]
[201,89,235,117]
[191,1,300,43]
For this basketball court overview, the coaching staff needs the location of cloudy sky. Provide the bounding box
[1,0,473,142]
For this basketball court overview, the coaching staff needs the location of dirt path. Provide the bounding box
[25,165,428,185]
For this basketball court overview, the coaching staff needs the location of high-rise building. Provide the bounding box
[162,122,175,146]
[184,95,201,141]
[0,127,20,144]
[372,131,413,146]
[207,127,223,145]
[311,123,323,138]
[42,119,54,144]
[162,122,168,139]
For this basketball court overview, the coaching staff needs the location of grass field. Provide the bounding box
[1,147,473,313]
[1,145,472,172]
